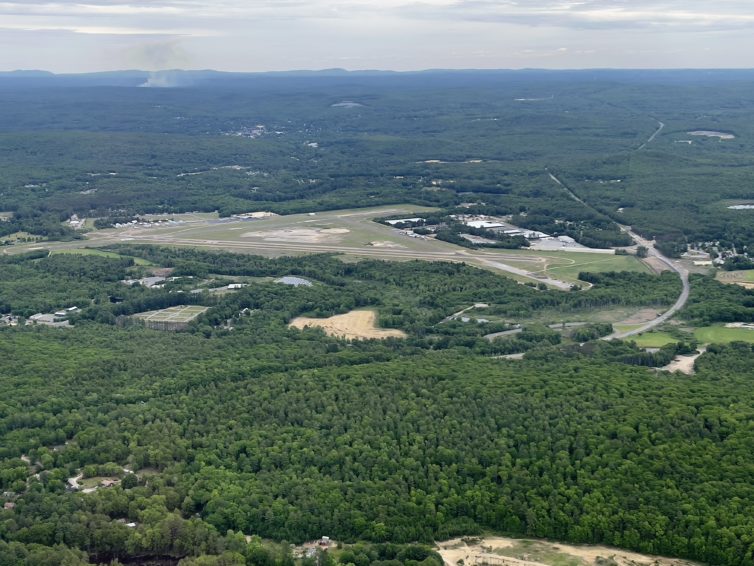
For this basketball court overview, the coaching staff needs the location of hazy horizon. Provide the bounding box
[2,1,754,73]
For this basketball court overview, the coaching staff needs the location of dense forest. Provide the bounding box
[4,70,754,251]
[3,70,754,565]
[0,247,752,564]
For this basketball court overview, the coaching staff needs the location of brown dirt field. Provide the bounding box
[715,272,754,289]
[641,256,670,273]
[436,536,699,566]
[662,347,705,375]
[289,310,407,340]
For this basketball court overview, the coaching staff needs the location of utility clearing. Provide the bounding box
[289,309,406,340]
[436,536,699,566]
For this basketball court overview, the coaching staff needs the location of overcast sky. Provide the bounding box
[2,0,754,72]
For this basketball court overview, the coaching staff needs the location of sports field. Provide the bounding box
[133,305,209,324]
[694,325,754,344]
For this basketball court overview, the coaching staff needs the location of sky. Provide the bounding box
[1,0,754,72]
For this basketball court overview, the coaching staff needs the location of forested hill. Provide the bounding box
[0,249,753,564]
[4,69,754,251]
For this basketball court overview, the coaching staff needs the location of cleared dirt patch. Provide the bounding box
[662,347,706,375]
[716,270,754,289]
[688,130,735,140]
[289,309,406,340]
[617,308,660,326]
[437,536,699,566]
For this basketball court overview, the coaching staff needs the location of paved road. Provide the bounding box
[546,170,690,339]
[602,227,690,340]
[638,119,665,150]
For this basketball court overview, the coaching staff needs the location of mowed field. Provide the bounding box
[485,249,654,282]
[289,309,407,340]
[631,325,754,347]
[50,248,153,265]
[75,205,651,288]
[630,331,679,348]
[694,325,754,344]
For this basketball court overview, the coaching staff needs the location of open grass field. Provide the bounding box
[694,325,754,344]
[134,305,209,324]
[289,309,406,340]
[50,248,153,265]
[476,247,651,281]
[630,331,679,348]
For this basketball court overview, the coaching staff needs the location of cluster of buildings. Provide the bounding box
[0,314,19,327]
[111,218,175,229]
[454,215,552,240]
[121,276,167,288]
[67,214,86,230]
[230,211,277,220]
[224,124,267,139]
[27,306,79,328]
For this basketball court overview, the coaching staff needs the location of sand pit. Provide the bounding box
[242,227,349,243]
[662,347,705,375]
[688,130,735,140]
[436,536,699,566]
[289,309,407,340]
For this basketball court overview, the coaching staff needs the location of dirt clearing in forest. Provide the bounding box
[616,308,660,326]
[436,536,700,566]
[289,309,406,340]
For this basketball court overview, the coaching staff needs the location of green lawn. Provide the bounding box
[694,325,754,344]
[51,248,153,265]
[545,253,653,282]
[630,331,678,348]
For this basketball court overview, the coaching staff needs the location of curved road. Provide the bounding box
[546,170,690,340]
[602,227,690,340]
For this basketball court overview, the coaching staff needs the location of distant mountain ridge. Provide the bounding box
[2,67,754,88]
